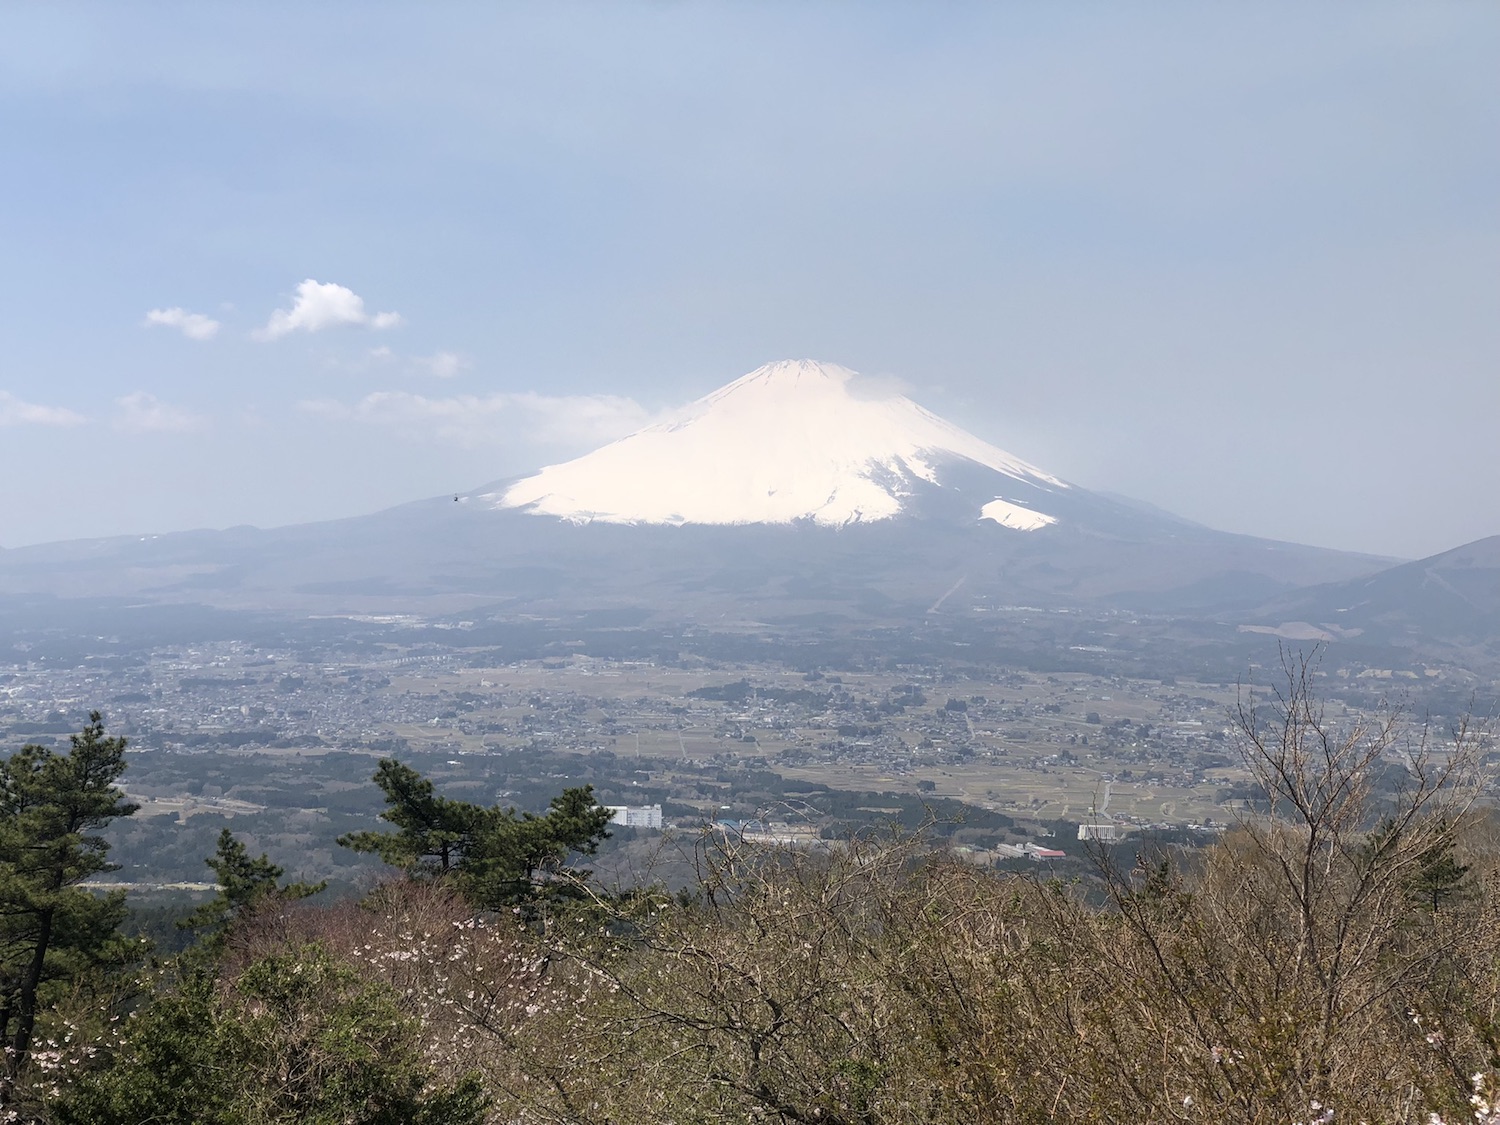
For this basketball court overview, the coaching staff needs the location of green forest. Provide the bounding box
[4,656,1500,1124]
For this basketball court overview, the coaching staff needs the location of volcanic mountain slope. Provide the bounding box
[0,360,1393,618]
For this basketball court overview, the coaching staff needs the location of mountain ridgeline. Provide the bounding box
[0,360,1414,625]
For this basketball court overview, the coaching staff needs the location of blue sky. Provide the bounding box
[1,3,1496,557]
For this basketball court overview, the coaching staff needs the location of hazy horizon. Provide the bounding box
[2,4,1496,559]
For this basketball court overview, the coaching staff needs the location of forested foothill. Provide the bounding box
[1,652,1500,1123]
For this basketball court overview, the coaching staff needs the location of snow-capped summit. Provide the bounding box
[487,359,1068,529]
[0,357,1393,622]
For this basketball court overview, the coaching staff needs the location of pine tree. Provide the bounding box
[338,759,612,907]
[1408,822,1472,914]
[0,713,138,1099]
[461,786,616,908]
[336,759,484,873]
[181,828,325,945]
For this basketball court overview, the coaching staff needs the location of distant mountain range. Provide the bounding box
[1252,535,1500,647]
[4,359,1491,654]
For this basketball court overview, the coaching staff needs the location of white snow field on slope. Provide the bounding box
[490,359,1066,528]
[979,498,1058,531]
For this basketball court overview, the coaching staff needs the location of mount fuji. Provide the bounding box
[0,359,1393,620]
[489,360,1066,532]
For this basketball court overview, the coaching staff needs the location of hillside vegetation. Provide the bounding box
[5,654,1500,1123]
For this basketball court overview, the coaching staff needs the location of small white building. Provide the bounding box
[608,804,663,830]
[1077,822,1121,843]
[995,842,1068,861]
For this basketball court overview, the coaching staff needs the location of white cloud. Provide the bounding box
[846,371,912,401]
[143,306,220,340]
[300,390,654,450]
[112,392,207,434]
[413,350,469,378]
[325,346,468,378]
[503,391,657,446]
[0,391,85,427]
[257,279,403,340]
